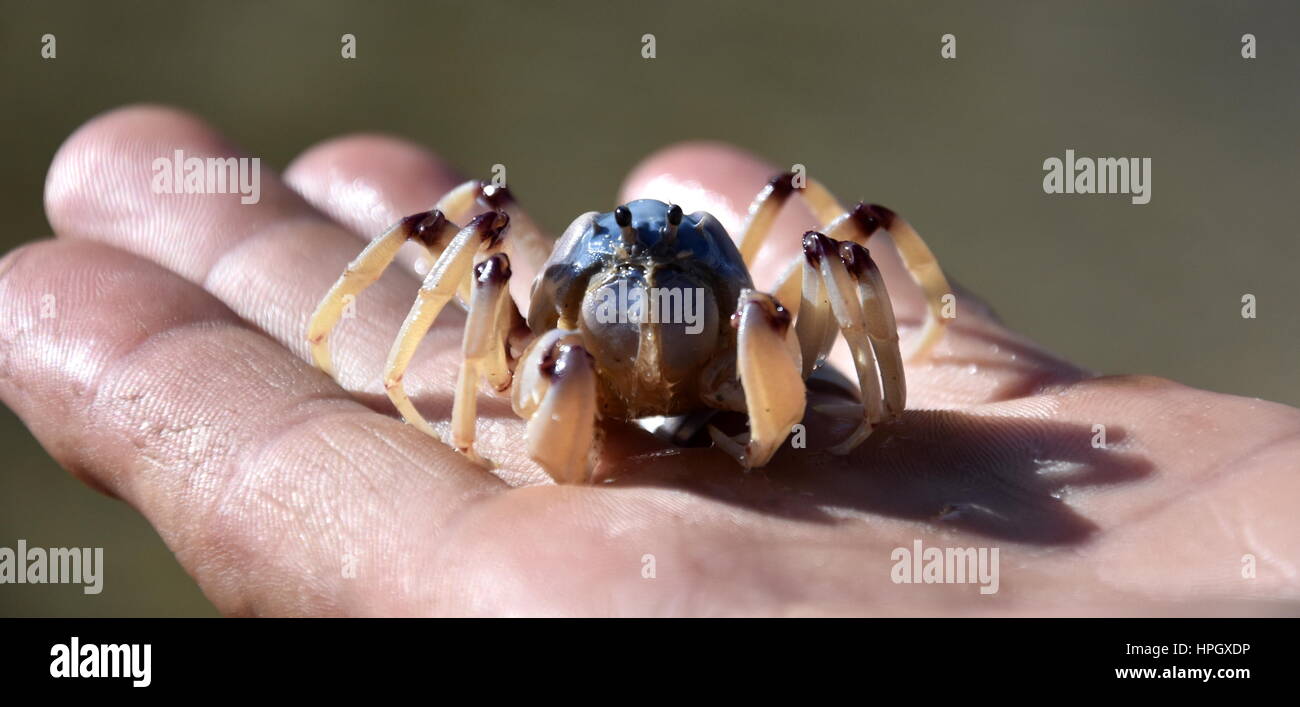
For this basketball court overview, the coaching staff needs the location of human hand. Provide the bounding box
[2,105,1296,615]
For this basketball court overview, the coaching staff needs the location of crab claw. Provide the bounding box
[720,289,806,469]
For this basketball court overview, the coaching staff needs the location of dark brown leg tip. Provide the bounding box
[866,204,897,229]
[767,171,801,198]
[405,209,448,247]
[837,240,876,279]
[802,230,835,265]
[474,252,512,284]
[479,181,515,210]
[850,202,881,236]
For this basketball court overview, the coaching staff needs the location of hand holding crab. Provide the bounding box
[6,107,1298,615]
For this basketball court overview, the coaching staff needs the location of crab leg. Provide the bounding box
[383,211,509,437]
[464,182,553,309]
[794,239,838,378]
[815,202,950,362]
[795,232,908,454]
[736,173,952,362]
[447,253,519,462]
[802,233,884,453]
[735,173,844,266]
[735,173,798,266]
[306,180,483,376]
[709,290,806,469]
[859,204,951,361]
[511,329,598,484]
[776,203,886,317]
[306,209,456,376]
[838,240,906,421]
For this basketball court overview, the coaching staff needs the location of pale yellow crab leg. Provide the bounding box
[821,203,951,361]
[803,233,884,454]
[838,240,906,421]
[709,290,806,469]
[511,329,598,484]
[794,236,838,379]
[383,211,509,437]
[793,234,909,454]
[307,179,483,376]
[448,253,519,463]
[435,179,489,224]
[735,172,845,267]
[735,173,952,362]
[735,173,798,266]
[861,205,951,361]
[306,209,457,376]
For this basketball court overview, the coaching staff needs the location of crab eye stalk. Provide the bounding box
[614,205,637,247]
[660,203,683,247]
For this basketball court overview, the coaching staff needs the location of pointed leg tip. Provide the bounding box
[454,445,492,469]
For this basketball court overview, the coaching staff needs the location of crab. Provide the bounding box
[306,173,952,483]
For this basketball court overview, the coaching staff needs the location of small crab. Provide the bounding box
[307,174,952,483]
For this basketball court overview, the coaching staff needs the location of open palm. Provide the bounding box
[2,106,1296,615]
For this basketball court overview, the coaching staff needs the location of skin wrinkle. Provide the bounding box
[2,246,221,488]
[1242,519,1300,583]
[210,397,507,614]
[214,443,345,612]
[201,212,344,282]
[199,392,501,614]
[453,487,663,615]
[0,249,36,401]
[100,335,286,561]
[1116,426,1300,536]
[89,322,256,495]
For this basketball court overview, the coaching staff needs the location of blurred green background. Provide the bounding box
[1,1,1296,616]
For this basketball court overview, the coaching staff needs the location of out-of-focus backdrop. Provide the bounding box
[1,1,1296,616]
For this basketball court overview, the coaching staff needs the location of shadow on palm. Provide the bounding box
[601,404,1151,546]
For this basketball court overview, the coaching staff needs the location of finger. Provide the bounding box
[283,133,464,272]
[619,142,1086,406]
[44,106,541,475]
[44,105,400,372]
[284,133,548,308]
[0,240,504,614]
